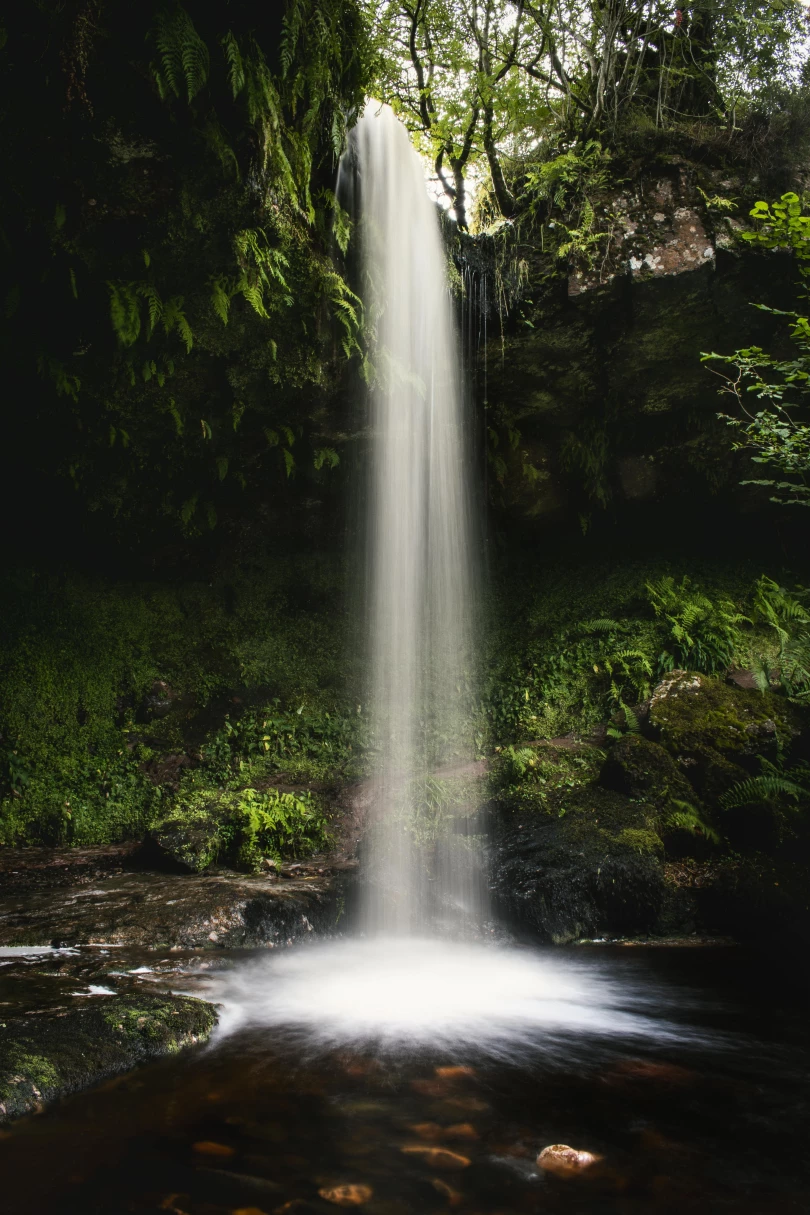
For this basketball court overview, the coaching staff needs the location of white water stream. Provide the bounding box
[345,102,482,935]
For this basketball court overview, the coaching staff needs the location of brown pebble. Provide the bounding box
[318,1184,373,1207]
[431,1178,463,1207]
[410,1079,449,1097]
[435,1066,475,1079]
[441,1096,489,1113]
[232,1208,268,1215]
[408,1122,445,1141]
[610,1060,695,1086]
[536,1144,601,1178]
[446,1123,478,1140]
[192,1140,236,1157]
[401,1145,471,1170]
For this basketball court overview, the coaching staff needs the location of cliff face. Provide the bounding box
[471,161,798,530]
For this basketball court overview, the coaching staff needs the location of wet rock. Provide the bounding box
[0,869,349,949]
[649,671,804,773]
[488,786,665,944]
[318,1183,374,1206]
[400,1145,471,1170]
[149,801,222,873]
[0,992,216,1124]
[140,679,180,719]
[0,843,141,894]
[536,1144,602,1178]
[192,1141,236,1157]
[600,734,695,810]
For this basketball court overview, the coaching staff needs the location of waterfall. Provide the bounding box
[340,103,484,936]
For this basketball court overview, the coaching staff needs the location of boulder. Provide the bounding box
[647,671,806,801]
[649,671,803,766]
[0,992,216,1125]
[600,733,695,808]
[149,798,222,873]
[600,734,717,858]
[488,785,665,943]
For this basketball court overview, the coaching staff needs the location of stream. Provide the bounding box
[1,941,808,1214]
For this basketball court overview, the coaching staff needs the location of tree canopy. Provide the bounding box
[369,0,810,227]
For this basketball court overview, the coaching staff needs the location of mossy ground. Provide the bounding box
[2,551,808,892]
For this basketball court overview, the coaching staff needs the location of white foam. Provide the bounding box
[203,938,700,1060]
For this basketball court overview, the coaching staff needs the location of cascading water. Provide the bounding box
[194,105,703,1065]
[343,102,484,936]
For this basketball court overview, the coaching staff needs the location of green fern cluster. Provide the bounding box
[752,575,810,700]
[647,575,750,674]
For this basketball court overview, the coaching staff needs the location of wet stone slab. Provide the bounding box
[0,868,349,950]
[0,978,217,1124]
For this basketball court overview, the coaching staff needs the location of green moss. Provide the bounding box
[649,672,802,761]
[0,994,217,1124]
[616,826,664,856]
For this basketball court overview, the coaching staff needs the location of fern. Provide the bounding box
[221,31,245,98]
[665,800,721,845]
[209,275,233,325]
[313,447,339,470]
[107,282,141,347]
[151,4,210,104]
[752,575,810,698]
[137,283,163,336]
[647,576,749,673]
[720,774,806,811]
[162,296,193,351]
[582,618,620,633]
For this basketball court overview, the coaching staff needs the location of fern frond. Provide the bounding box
[313,447,339,470]
[107,281,141,346]
[665,800,720,845]
[221,31,245,98]
[151,4,209,104]
[582,618,620,633]
[209,276,232,325]
[720,775,805,811]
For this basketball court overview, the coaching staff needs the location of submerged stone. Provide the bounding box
[536,1144,602,1177]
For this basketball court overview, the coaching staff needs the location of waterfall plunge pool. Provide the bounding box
[1,940,808,1214]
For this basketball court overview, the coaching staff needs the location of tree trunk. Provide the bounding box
[483,105,515,218]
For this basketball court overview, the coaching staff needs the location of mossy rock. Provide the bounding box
[648,671,803,763]
[647,671,807,801]
[0,993,217,1124]
[600,733,696,809]
[599,734,719,857]
[489,784,665,943]
[149,799,223,873]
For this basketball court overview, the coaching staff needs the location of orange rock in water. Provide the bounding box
[612,1060,695,1086]
[441,1096,489,1113]
[192,1140,236,1157]
[410,1078,450,1097]
[317,1184,374,1207]
[409,1122,446,1141]
[232,1208,269,1215]
[401,1145,471,1170]
[431,1177,463,1207]
[435,1066,475,1080]
[446,1123,478,1140]
[408,1121,478,1142]
[536,1144,602,1178]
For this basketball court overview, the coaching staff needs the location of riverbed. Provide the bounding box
[1,941,807,1213]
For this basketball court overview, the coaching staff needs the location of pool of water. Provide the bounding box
[2,941,808,1214]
